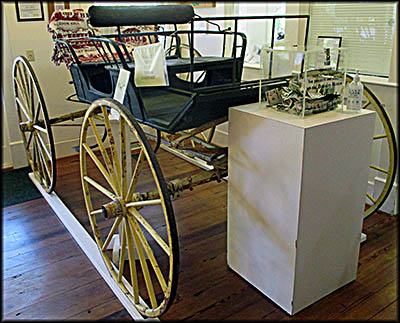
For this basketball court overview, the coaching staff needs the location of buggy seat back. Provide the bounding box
[48,8,158,68]
[88,5,195,26]
[48,8,159,103]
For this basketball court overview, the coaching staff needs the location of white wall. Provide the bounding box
[2,93,13,169]
[2,2,96,170]
[2,11,13,169]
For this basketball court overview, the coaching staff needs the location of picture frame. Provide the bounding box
[16,2,44,22]
[47,1,70,20]
[180,2,216,8]
[317,36,342,70]
[317,36,342,49]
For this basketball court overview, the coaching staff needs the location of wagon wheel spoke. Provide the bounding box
[87,117,120,195]
[32,137,40,175]
[35,131,52,160]
[80,99,179,318]
[13,56,56,193]
[128,208,170,256]
[102,106,122,192]
[33,124,48,134]
[36,137,51,188]
[120,117,127,197]
[35,133,51,179]
[126,148,145,201]
[33,136,49,187]
[82,142,119,196]
[26,128,35,149]
[14,76,29,106]
[16,64,30,107]
[127,215,167,304]
[15,97,32,121]
[117,220,127,283]
[345,74,397,218]
[83,176,116,200]
[366,192,376,204]
[27,102,42,149]
[362,100,371,109]
[125,216,140,303]
[126,215,158,309]
[101,215,123,251]
[370,164,388,174]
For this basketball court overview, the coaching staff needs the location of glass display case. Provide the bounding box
[259,45,347,118]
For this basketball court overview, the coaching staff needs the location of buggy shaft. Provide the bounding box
[37,109,88,127]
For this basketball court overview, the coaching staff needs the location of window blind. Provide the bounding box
[307,2,397,77]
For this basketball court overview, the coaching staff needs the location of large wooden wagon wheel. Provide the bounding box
[80,98,179,317]
[12,56,56,193]
[306,70,397,217]
[345,74,398,218]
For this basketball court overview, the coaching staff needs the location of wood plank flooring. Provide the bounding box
[2,150,398,320]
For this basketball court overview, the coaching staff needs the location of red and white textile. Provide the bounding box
[48,8,158,68]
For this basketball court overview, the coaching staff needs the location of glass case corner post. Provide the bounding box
[340,48,348,107]
[259,47,271,107]
[301,51,308,118]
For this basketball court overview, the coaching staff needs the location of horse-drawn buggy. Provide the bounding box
[12,5,397,318]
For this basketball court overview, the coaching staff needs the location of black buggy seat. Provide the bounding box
[50,5,265,133]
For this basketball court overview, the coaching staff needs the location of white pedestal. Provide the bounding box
[227,104,376,315]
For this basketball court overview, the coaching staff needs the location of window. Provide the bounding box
[234,3,286,64]
[307,2,397,77]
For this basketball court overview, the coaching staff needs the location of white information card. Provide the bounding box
[111,68,131,120]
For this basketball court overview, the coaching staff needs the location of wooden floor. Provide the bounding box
[2,149,398,320]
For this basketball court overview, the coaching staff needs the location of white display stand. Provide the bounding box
[227,104,376,315]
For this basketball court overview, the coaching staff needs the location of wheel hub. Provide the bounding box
[102,197,127,219]
[19,121,34,132]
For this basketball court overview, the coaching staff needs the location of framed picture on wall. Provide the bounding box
[47,1,70,20]
[180,2,216,8]
[16,2,44,22]
[317,36,342,70]
[317,36,342,49]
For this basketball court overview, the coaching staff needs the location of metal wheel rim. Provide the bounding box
[306,69,397,217]
[79,98,179,317]
[12,56,56,193]
[345,74,398,218]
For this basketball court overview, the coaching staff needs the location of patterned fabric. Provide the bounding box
[48,8,158,68]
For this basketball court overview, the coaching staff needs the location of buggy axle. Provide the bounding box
[130,158,228,203]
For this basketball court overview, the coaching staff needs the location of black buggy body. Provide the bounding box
[52,5,282,133]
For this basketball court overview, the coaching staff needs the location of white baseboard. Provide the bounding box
[8,136,95,169]
[372,177,398,215]
[9,140,29,169]
[2,145,13,169]
[53,137,82,158]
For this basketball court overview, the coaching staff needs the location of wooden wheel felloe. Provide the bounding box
[79,98,179,318]
[345,74,398,218]
[12,56,56,193]
[306,69,397,217]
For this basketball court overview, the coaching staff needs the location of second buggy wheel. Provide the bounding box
[12,56,56,193]
[345,74,397,218]
[79,99,179,317]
